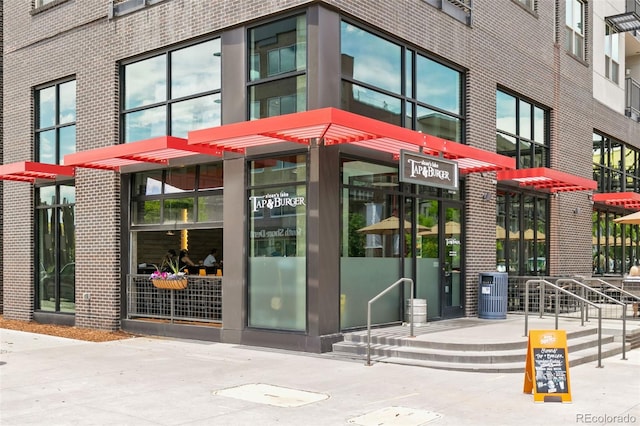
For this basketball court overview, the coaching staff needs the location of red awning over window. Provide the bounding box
[64,136,222,171]
[592,192,640,210]
[497,167,597,193]
[188,108,515,174]
[0,161,75,182]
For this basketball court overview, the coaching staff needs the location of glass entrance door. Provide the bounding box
[441,204,463,317]
[413,199,464,319]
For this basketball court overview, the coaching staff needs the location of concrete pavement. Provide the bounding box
[1,325,639,426]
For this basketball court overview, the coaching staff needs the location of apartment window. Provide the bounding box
[122,38,221,142]
[35,79,76,165]
[36,0,56,6]
[340,21,464,142]
[605,24,620,84]
[565,0,585,60]
[496,90,549,169]
[248,15,307,120]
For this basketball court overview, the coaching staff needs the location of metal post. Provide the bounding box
[524,280,528,337]
[170,289,175,323]
[554,287,559,330]
[622,306,627,360]
[596,309,603,368]
[539,281,544,318]
[409,281,415,338]
[366,300,372,366]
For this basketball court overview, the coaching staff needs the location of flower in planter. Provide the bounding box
[150,256,185,281]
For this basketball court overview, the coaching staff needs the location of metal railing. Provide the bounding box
[583,277,640,309]
[366,278,414,366]
[626,77,640,120]
[557,278,627,360]
[524,279,604,368]
[127,274,222,324]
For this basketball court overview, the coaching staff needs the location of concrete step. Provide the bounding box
[364,341,629,373]
[342,326,598,352]
[332,327,627,373]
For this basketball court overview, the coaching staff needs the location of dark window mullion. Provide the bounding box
[166,52,172,136]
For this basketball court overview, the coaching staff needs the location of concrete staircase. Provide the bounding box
[332,323,632,373]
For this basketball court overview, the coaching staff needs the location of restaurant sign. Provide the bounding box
[250,191,306,212]
[399,150,459,191]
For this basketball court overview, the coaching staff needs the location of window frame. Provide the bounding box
[120,36,222,143]
[35,184,76,313]
[340,19,466,143]
[247,14,308,120]
[130,163,224,228]
[605,24,619,84]
[35,78,77,165]
[565,0,585,60]
[496,88,550,169]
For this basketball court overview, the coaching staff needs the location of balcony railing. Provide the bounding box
[606,0,640,32]
[108,0,167,19]
[422,0,473,26]
[626,77,640,121]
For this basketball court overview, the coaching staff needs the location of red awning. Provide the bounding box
[497,167,597,193]
[0,161,75,182]
[64,136,221,171]
[188,108,515,174]
[592,192,640,210]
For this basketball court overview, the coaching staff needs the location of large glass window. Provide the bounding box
[340,159,404,329]
[592,211,638,275]
[591,133,639,274]
[592,132,639,193]
[131,164,224,277]
[248,15,307,120]
[131,163,223,226]
[496,90,549,168]
[36,79,76,165]
[565,0,585,60]
[247,154,307,331]
[37,185,76,312]
[122,38,221,142]
[340,21,463,142]
[496,192,547,275]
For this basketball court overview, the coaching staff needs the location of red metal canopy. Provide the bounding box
[592,192,640,210]
[64,136,221,171]
[188,108,515,174]
[497,167,597,193]
[0,161,75,182]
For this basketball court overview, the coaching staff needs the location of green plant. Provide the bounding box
[150,256,184,280]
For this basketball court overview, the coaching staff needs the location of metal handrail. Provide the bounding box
[557,278,627,360]
[584,277,640,304]
[366,278,414,366]
[524,279,604,368]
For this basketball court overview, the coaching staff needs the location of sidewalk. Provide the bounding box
[1,325,639,426]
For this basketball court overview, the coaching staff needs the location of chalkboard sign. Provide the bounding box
[524,330,572,403]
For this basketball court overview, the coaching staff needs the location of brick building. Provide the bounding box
[1,0,639,352]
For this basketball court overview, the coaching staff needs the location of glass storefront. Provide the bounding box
[247,154,307,331]
[339,158,464,329]
[130,164,224,275]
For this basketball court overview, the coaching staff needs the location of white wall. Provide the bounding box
[592,0,626,114]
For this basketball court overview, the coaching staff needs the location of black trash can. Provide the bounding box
[478,272,508,319]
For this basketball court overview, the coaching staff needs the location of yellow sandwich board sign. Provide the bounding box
[523,330,572,403]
